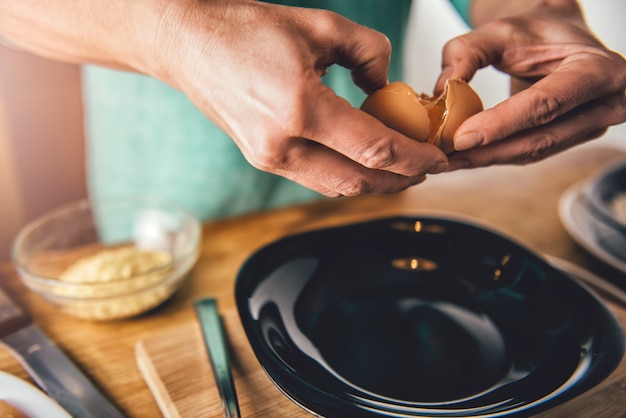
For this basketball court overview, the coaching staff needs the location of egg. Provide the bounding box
[360,79,483,154]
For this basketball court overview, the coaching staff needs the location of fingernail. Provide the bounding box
[429,160,449,174]
[454,132,483,151]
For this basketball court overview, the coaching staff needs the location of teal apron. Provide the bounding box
[82,1,414,220]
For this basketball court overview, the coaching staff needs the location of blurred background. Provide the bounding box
[0,0,624,261]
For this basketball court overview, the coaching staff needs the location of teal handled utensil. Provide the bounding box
[0,283,125,418]
[194,298,241,418]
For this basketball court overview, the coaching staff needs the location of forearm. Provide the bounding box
[468,0,584,27]
[0,0,222,78]
[440,0,625,169]
[0,0,161,72]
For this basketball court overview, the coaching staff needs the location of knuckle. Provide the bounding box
[357,137,397,170]
[273,88,316,138]
[247,144,281,172]
[337,175,372,196]
[281,109,309,139]
[354,23,391,55]
[443,34,472,55]
[600,50,626,91]
[246,133,292,172]
[442,36,474,66]
[487,17,520,36]
[516,133,559,165]
[529,95,563,126]
[315,9,343,30]
[247,112,311,173]
[310,10,353,44]
[374,32,392,57]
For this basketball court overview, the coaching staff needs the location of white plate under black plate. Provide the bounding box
[236,216,624,417]
[584,160,626,234]
[559,181,626,274]
[0,370,70,417]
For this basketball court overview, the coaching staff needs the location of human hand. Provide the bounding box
[433,0,626,170]
[150,1,447,196]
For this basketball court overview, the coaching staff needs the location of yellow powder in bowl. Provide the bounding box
[59,246,172,283]
[54,246,175,320]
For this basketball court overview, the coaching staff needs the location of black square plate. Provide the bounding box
[236,216,624,417]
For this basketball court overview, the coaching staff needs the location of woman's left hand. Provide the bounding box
[435,0,626,170]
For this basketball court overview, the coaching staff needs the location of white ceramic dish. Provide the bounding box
[585,160,626,233]
[0,370,71,417]
[559,181,626,274]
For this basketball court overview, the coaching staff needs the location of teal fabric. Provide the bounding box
[82,0,412,221]
[448,0,473,27]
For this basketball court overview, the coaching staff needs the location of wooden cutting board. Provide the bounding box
[135,310,311,418]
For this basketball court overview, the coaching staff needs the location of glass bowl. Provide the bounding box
[12,197,201,321]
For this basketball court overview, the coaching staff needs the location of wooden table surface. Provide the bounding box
[1,145,626,418]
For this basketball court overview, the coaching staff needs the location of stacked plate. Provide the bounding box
[559,160,626,279]
[0,371,71,417]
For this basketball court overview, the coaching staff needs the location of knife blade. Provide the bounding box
[0,284,125,418]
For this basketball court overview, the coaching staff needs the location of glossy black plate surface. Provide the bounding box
[235,216,624,417]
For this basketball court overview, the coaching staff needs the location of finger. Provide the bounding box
[340,30,391,94]
[434,21,574,91]
[447,92,626,170]
[301,88,449,177]
[272,139,428,196]
[322,13,391,93]
[456,49,624,148]
[284,7,390,93]
[434,30,502,94]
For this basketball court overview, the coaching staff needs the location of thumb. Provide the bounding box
[434,31,502,94]
[336,24,391,94]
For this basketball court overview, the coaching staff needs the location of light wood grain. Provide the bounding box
[1,145,626,418]
[136,311,310,418]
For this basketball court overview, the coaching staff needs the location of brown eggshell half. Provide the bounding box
[361,79,483,154]
[360,81,430,142]
[434,79,484,153]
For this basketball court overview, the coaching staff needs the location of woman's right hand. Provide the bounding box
[1,0,449,197]
[149,1,447,196]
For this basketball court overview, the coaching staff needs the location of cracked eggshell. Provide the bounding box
[360,81,430,143]
[361,79,483,154]
[433,79,484,153]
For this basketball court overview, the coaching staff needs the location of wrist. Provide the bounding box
[0,0,174,73]
[138,0,243,91]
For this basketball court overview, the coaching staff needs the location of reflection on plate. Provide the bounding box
[236,216,624,417]
[559,181,626,274]
[0,371,71,418]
